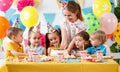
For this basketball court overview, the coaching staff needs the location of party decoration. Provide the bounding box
[100,12,118,34]
[20,6,39,28]
[10,14,26,31]
[113,22,120,46]
[0,0,13,12]
[32,23,40,32]
[0,39,3,49]
[17,0,34,11]
[5,8,16,20]
[82,7,93,15]
[43,13,56,25]
[47,22,56,33]
[34,0,41,8]
[93,0,111,18]
[84,13,100,34]
[13,0,18,5]
[110,0,115,13]
[56,0,76,9]
[0,16,10,39]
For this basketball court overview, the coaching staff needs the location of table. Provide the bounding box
[0,59,119,72]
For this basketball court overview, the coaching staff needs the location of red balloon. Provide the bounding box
[0,16,10,39]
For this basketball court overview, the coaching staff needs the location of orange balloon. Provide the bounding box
[0,16,10,39]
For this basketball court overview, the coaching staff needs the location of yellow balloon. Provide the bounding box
[113,22,120,46]
[93,0,111,18]
[20,6,39,28]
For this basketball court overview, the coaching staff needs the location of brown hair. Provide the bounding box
[91,30,107,44]
[7,27,23,39]
[63,1,84,21]
[75,31,92,49]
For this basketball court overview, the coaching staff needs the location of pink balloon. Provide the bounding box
[0,0,13,12]
[100,12,118,34]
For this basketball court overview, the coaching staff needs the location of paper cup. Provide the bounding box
[96,51,103,61]
[79,51,87,61]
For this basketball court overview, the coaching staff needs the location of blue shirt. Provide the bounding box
[26,45,44,55]
[86,44,106,56]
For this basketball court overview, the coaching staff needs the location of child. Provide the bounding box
[86,30,107,56]
[69,31,92,57]
[46,25,68,56]
[60,1,87,49]
[6,27,27,59]
[26,24,46,55]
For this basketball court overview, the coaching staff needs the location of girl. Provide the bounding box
[86,30,107,56]
[46,25,68,56]
[60,1,87,49]
[26,24,46,55]
[70,31,92,57]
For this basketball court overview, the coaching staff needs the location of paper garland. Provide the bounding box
[43,13,56,25]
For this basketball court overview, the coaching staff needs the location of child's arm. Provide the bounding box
[60,27,68,49]
[10,50,27,56]
[67,38,75,54]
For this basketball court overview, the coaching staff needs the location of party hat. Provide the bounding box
[47,22,56,33]
[12,18,20,27]
[32,22,40,32]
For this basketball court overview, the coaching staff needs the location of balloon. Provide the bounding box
[17,0,34,11]
[93,0,111,18]
[84,13,100,34]
[113,22,120,46]
[0,39,3,48]
[0,0,13,12]
[0,16,10,39]
[9,14,26,31]
[100,12,118,34]
[20,6,39,28]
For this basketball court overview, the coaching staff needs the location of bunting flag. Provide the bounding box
[43,13,56,25]
[82,7,93,15]
[5,8,16,20]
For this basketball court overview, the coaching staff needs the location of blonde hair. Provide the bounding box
[91,30,107,44]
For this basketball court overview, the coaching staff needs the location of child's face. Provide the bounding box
[90,35,101,47]
[75,36,85,49]
[48,33,60,46]
[29,32,40,46]
[63,9,77,23]
[14,31,23,43]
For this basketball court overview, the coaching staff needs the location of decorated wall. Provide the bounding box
[0,0,120,51]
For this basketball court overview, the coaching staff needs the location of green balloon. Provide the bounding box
[0,39,3,48]
[84,13,100,34]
